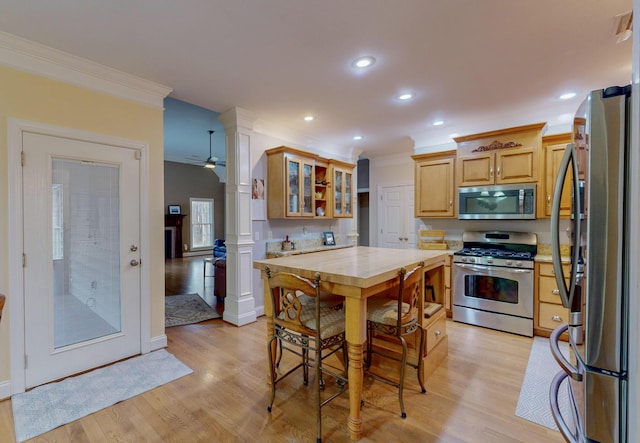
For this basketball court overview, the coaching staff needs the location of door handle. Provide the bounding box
[130,259,140,266]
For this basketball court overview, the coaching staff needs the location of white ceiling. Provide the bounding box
[0,0,633,160]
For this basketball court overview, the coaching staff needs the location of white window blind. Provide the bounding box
[190,198,214,249]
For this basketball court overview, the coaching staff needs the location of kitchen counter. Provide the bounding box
[535,243,571,263]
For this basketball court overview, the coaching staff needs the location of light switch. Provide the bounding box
[254,231,260,241]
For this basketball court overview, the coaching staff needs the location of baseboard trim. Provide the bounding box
[149,334,167,351]
[0,379,12,400]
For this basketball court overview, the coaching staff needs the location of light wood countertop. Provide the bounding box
[254,246,448,292]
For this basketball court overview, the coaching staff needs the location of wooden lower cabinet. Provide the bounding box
[368,262,449,382]
[369,309,448,383]
[534,262,570,338]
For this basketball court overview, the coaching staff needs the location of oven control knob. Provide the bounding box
[487,258,493,264]
[469,257,476,263]
[505,260,513,266]
[516,261,523,267]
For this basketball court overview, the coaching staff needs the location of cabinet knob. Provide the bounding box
[547,194,552,204]
[496,166,501,176]
[490,167,494,177]
[435,330,441,337]
[552,315,563,322]
[552,289,560,295]
[449,200,453,207]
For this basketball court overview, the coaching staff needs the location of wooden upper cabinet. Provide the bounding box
[457,147,539,186]
[412,150,456,218]
[330,160,355,218]
[454,123,546,188]
[266,146,353,219]
[540,133,572,218]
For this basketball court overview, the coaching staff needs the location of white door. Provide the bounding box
[378,185,416,249]
[22,132,141,388]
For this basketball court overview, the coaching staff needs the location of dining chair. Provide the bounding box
[265,266,348,443]
[365,262,426,418]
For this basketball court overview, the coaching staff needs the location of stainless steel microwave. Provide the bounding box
[458,184,536,220]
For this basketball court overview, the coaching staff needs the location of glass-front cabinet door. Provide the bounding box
[331,163,355,218]
[286,156,315,217]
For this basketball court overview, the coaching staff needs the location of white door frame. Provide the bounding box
[7,118,151,394]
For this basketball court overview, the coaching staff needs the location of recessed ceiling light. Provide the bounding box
[560,92,577,100]
[353,135,363,141]
[304,115,314,122]
[432,120,445,126]
[397,92,414,101]
[352,56,376,68]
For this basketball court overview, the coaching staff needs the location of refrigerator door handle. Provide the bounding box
[550,322,582,381]
[550,370,579,443]
[550,143,581,309]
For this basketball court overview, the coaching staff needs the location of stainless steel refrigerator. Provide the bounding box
[549,85,631,443]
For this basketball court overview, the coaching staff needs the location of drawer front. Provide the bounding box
[538,302,569,330]
[539,262,569,277]
[538,276,567,304]
[425,315,446,354]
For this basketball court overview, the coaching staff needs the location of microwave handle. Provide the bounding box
[518,189,524,215]
[550,143,581,309]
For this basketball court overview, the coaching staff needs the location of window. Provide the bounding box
[190,198,214,249]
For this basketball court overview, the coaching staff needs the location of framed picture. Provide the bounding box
[323,231,336,246]
[168,205,181,215]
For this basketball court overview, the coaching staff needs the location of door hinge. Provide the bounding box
[22,253,26,267]
[24,354,28,369]
[135,150,142,160]
[21,151,25,166]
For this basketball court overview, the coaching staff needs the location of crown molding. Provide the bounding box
[0,31,172,109]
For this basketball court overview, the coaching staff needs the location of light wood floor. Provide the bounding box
[0,257,565,442]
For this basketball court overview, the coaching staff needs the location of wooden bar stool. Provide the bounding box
[365,262,426,418]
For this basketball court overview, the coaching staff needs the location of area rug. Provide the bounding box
[11,349,192,442]
[515,336,574,431]
[165,293,221,327]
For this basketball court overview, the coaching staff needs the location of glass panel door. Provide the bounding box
[345,172,352,216]
[334,169,343,215]
[52,158,122,348]
[302,163,313,216]
[287,159,300,215]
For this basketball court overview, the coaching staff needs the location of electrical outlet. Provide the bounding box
[184,243,188,251]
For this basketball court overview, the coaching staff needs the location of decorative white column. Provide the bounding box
[218,107,258,326]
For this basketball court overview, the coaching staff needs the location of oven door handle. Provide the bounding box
[454,263,532,274]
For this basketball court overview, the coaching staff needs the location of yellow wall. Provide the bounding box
[0,65,166,384]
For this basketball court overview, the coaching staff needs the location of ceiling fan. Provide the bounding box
[204,130,226,169]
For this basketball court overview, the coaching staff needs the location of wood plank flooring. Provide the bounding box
[0,257,565,442]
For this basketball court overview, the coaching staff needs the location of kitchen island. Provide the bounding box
[254,246,448,441]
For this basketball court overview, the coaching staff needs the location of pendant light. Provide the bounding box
[204,130,216,169]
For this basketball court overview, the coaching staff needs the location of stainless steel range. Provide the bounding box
[452,231,537,337]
